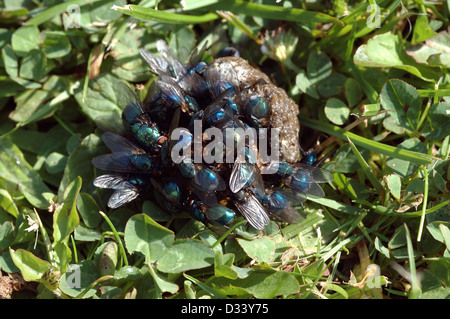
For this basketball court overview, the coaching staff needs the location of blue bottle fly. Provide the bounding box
[188,197,235,226]
[151,179,183,214]
[93,174,150,209]
[244,95,271,124]
[117,82,165,153]
[92,132,160,175]
[194,168,226,193]
[91,43,336,231]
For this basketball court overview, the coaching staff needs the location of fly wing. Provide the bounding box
[140,48,170,76]
[234,194,270,230]
[92,154,141,173]
[108,185,139,209]
[272,205,302,224]
[205,60,239,98]
[303,182,326,198]
[94,113,127,136]
[101,132,145,155]
[191,184,218,207]
[116,82,145,112]
[158,75,186,109]
[187,41,208,66]
[229,162,255,193]
[293,164,334,184]
[93,174,128,189]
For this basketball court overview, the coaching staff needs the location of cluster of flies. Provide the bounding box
[92,41,333,231]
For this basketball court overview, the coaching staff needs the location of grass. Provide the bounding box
[0,0,449,300]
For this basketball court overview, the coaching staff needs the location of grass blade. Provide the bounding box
[205,0,343,26]
[183,273,228,299]
[416,166,429,242]
[417,89,450,98]
[403,224,422,298]
[347,137,383,194]
[99,211,128,267]
[300,118,436,165]
[112,4,219,24]
[217,11,261,44]
[74,275,116,299]
[26,0,103,26]
[308,197,362,216]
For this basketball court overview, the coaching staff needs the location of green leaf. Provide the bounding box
[2,44,19,77]
[44,152,67,174]
[322,282,349,299]
[386,138,427,177]
[421,261,450,298]
[0,221,15,250]
[412,15,438,45]
[157,239,215,273]
[362,103,381,117]
[344,78,363,107]
[74,74,122,122]
[19,49,47,80]
[307,52,332,84]
[95,241,118,276]
[214,250,238,279]
[422,102,450,140]
[407,30,450,68]
[169,25,196,64]
[142,200,171,222]
[10,89,52,123]
[374,237,390,259]
[111,27,157,82]
[13,86,72,127]
[0,138,52,209]
[58,133,106,199]
[236,237,275,264]
[317,73,347,97]
[211,271,300,299]
[438,224,450,252]
[384,173,402,200]
[53,176,81,243]
[148,265,179,294]
[124,214,174,263]
[0,189,19,218]
[76,193,102,228]
[380,79,422,132]
[325,98,350,125]
[74,224,102,242]
[41,31,72,59]
[11,25,41,57]
[388,225,407,250]
[295,70,319,99]
[427,221,450,244]
[52,241,72,273]
[9,248,51,282]
[0,250,20,273]
[354,32,439,82]
[59,260,100,298]
[184,280,196,299]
